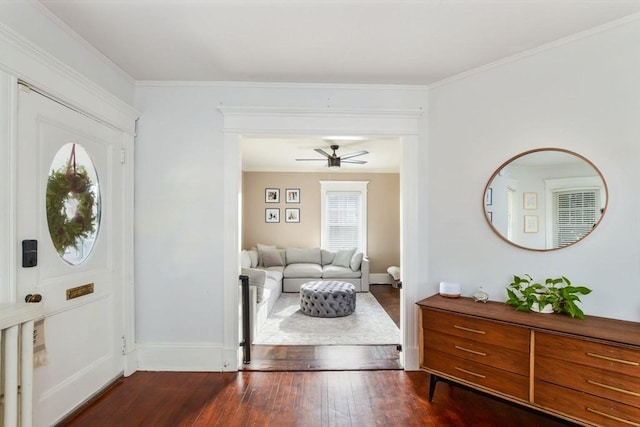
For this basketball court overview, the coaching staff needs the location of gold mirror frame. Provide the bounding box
[483,148,608,251]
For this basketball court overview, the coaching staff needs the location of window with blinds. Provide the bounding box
[553,189,598,247]
[325,192,361,252]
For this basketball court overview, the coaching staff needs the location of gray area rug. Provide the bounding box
[254,292,400,345]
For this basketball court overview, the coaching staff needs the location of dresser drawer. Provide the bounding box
[535,380,640,427]
[423,309,529,351]
[536,332,640,378]
[536,354,640,408]
[425,329,528,376]
[424,349,529,400]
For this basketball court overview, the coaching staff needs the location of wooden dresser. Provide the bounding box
[417,294,640,427]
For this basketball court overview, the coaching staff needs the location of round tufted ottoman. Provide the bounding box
[299,281,356,317]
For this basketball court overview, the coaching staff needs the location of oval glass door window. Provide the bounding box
[46,143,101,265]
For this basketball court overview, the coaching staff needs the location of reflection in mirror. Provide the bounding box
[484,148,607,251]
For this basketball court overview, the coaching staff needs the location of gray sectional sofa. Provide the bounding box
[240,245,369,341]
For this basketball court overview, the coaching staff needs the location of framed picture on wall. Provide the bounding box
[285,188,300,203]
[265,208,280,223]
[523,192,537,210]
[524,215,538,233]
[265,188,280,203]
[285,208,300,223]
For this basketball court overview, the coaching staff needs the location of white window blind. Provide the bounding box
[325,192,361,252]
[320,181,368,255]
[554,190,598,247]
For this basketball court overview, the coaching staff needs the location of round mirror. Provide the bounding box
[46,143,101,265]
[483,148,607,251]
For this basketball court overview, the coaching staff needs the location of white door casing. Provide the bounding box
[219,106,424,371]
[16,86,126,426]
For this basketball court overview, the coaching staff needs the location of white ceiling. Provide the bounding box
[241,136,401,173]
[37,0,640,172]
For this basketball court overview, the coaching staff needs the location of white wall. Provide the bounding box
[134,84,428,361]
[427,18,640,321]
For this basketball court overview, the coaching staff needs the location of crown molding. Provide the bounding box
[136,80,429,92]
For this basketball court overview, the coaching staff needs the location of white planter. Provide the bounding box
[530,301,554,313]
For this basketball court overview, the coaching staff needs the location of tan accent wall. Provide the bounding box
[242,172,400,274]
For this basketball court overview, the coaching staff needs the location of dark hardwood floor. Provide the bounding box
[59,285,578,426]
[59,370,578,427]
[242,284,402,371]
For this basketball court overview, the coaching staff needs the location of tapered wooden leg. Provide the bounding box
[428,374,439,402]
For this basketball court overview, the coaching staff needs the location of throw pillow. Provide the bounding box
[321,249,335,265]
[350,252,364,271]
[261,249,284,268]
[240,250,252,269]
[248,250,259,268]
[332,248,356,268]
[256,243,276,267]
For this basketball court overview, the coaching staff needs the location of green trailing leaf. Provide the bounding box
[505,274,592,319]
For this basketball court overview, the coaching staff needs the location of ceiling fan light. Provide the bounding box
[328,157,341,168]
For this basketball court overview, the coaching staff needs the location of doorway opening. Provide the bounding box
[238,135,402,370]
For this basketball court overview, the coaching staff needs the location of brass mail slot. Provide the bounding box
[66,283,94,300]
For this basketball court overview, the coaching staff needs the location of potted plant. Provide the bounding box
[505,274,592,319]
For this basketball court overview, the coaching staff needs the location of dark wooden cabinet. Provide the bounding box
[417,294,640,427]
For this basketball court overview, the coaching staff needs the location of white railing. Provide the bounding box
[0,303,43,427]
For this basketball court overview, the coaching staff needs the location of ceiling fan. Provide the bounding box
[296,144,368,168]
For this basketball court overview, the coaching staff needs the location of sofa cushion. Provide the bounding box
[262,249,284,268]
[265,267,283,282]
[350,252,364,271]
[322,265,362,279]
[284,263,323,278]
[286,247,321,264]
[332,248,356,268]
[241,267,267,303]
[321,249,335,266]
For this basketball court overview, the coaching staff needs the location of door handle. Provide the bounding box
[25,294,42,303]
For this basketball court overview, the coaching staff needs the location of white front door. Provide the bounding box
[16,86,125,426]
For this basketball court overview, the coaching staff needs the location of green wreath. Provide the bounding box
[46,162,97,254]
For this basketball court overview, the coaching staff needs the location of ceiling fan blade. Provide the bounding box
[341,159,368,164]
[295,158,327,161]
[314,148,331,158]
[340,150,369,160]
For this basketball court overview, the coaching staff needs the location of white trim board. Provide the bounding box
[136,343,233,372]
[219,106,424,371]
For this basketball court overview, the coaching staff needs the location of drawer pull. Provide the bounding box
[587,352,639,366]
[587,380,640,397]
[454,367,486,379]
[454,325,486,335]
[586,407,640,427]
[455,345,487,357]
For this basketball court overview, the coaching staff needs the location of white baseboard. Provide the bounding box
[403,346,420,371]
[137,343,236,372]
[369,273,392,285]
